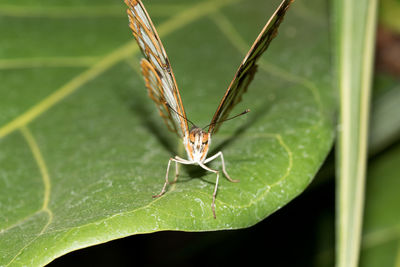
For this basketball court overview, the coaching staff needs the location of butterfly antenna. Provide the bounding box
[165,102,196,127]
[203,109,250,130]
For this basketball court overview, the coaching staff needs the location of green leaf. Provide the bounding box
[333,0,378,266]
[0,0,335,265]
[360,143,400,267]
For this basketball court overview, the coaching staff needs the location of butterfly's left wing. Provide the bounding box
[208,0,293,134]
[125,0,188,137]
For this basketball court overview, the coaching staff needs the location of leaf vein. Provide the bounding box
[20,126,51,210]
[0,57,99,69]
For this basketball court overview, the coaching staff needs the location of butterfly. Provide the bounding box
[125,0,293,218]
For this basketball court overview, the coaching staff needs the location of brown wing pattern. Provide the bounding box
[141,59,179,134]
[125,0,188,137]
[208,0,293,134]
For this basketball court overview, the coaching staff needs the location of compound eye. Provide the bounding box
[189,133,196,144]
[202,134,209,144]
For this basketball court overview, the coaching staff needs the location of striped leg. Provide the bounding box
[152,157,191,198]
[204,151,239,183]
[198,162,219,219]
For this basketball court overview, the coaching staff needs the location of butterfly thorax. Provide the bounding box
[183,127,211,163]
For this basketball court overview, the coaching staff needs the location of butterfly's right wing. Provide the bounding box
[208,0,293,134]
[125,0,188,137]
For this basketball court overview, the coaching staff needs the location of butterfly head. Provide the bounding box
[184,127,211,163]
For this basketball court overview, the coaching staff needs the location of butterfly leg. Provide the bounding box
[153,157,190,198]
[172,156,191,183]
[198,162,219,219]
[171,157,179,184]
[204,151,240,183]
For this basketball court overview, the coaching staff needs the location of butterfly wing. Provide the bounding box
[140,58,179,134]
[208,0,293,134]
[125,0,188,137]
